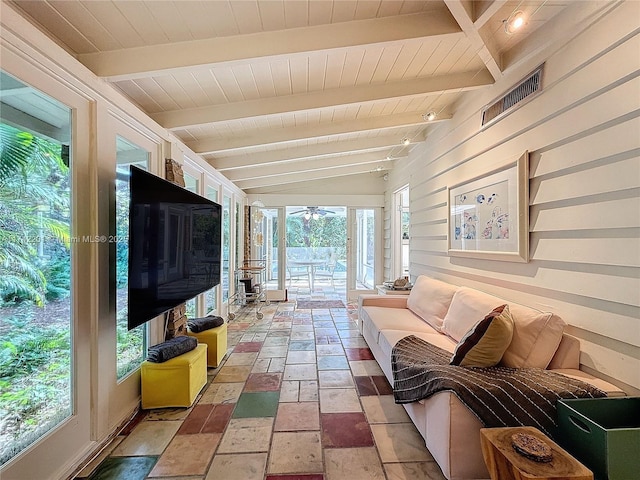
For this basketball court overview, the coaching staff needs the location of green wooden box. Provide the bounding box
[557,397,640,480]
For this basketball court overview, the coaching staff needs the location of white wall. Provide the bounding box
[386,1,640,392]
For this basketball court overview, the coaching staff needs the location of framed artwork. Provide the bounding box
[448,151,529,262]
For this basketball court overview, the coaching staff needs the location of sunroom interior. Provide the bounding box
[0,1,638,479]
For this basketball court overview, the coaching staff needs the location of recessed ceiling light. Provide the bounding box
[386,155,393,161]
[402,137,411,146]
[422,111,437,121]
[504,11,526,34]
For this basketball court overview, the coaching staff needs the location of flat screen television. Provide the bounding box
[127,165,222,330]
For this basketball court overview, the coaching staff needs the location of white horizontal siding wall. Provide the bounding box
[393,1,640,391]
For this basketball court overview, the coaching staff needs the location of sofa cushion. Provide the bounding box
[442,287,567,369]
[442,287,504,342]
[361,306,438,344]
[406,276,458,331]
[378,329,457,362]
[450,304,514,367]
[501,304,565,369]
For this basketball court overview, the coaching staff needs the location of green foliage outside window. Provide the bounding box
[0,122,72,465]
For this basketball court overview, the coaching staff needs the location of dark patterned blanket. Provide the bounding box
[391,335,606,437]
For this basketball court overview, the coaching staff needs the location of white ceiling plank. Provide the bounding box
[153,69,491,129]
[176,2,220,40]
[143,1,190,43]
[229,1,263,35]
[401,0,431,15]
[211,133,425,171]
[187,111,435,154]
[207,0,241,37]
[116,2,166,45]
[331,0,358,23]
[370,44,404,83]
[131,77,180,111]
[308,0,333,26]
[340,48,366,87]
[308,55,327,91]
[231,64,261,101]
[324,51,347,89]
[114,80,164,113]
[355,46,385,85]
[284,0,309,28]
[47,1,119,52]
[259,0,287,31]
[444,0,502,80]
[474,0,508,28]
[212,67,245,103]
[77,12,462,80]
[152,75,198,110]
[250,62,278,98]
[377,1,405,17]
[81,1,147,49]
[355,0,382,20]
[290,56,310,94]
[190,70,229,104]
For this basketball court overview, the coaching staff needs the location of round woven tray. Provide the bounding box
[511,432,553,463]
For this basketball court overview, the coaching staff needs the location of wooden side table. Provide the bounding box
[480,427,593,480]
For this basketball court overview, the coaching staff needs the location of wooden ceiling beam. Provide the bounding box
[210,133,424,171]
[444,0,502,81]
[155,70,490,129]
[189,111,447,154]
[224,150,405,182]
[234,162,392,190]
[78,11,462,81]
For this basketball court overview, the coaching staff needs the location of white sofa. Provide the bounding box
[358,275,623,480]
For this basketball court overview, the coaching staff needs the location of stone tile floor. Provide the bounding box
[76,286,446,480]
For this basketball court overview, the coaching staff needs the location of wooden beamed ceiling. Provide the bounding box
[11,0,575,193]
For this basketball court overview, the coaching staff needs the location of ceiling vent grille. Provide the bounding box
[481,64,544,127]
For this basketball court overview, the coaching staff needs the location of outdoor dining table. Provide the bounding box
[288,259,326,290]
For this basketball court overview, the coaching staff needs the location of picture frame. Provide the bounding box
[448,151,529,262]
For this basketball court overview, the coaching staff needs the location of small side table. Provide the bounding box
[376,285,412,295]
[480,426,593,480]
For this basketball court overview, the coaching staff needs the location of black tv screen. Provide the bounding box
[127,166,222,330]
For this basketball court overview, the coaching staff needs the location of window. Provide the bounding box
[204,186,218,314]
[0,73,73,464]
[222,195,231,301]
[115,136,148,379]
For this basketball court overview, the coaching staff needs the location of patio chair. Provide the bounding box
[286,260,311,288]
[313,254,337,287]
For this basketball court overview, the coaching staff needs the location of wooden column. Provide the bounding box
[164,158,187,339]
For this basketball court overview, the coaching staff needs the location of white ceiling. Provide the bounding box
[8,0,575,194]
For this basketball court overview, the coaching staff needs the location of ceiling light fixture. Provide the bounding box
[422,111,437,121]
[402,137,411,146]
[504,10,526,34]
[386,155,393,161]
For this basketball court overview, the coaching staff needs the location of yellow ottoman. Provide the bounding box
[141,343,207,409]
[187,323,228,367]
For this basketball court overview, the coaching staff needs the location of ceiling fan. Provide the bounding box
[289,206,335,220]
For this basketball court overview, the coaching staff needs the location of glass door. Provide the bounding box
[0,67,92,478]
[347,208,381,300]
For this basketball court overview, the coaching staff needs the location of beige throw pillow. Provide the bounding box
[450,304,514,367]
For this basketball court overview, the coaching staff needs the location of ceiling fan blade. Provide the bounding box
[289,209,306,215]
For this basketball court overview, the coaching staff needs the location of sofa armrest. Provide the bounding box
[546,333,580,370]
[358,294,409,309]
